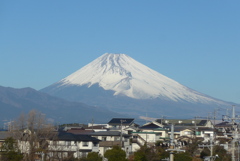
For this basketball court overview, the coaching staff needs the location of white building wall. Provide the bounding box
[132,143,141,152]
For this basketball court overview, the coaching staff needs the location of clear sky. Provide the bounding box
[0,1,240,104]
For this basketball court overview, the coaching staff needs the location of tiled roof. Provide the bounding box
[173,126,194,132]
[85,125,107,130]
[90,131,130,137]
[57,132,100,142]
[67,129,94,135]
[155,119,209,126]
[197,120,208,126]
[140,123,162,129]
[108,118,134,126]
[215,121,232,127]
[216,132,224,136]
[196,127,214,131]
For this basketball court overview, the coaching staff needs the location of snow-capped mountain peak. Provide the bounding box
[56,53,224,105]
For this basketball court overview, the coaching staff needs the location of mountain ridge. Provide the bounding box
[41,53,233,118]
[43,53,228,104]
[0,86,124,124]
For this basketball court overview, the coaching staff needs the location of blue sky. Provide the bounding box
[0,1,240,104]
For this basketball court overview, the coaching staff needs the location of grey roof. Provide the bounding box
[172,126,194,132]
[215,121,232,127]
[90,131,130,137]
[196,127,214,131]
[108,118,134,126]
[140,123,163,129]
[155,119,209,126]
[197,120,208,126]
[57,132,100,142]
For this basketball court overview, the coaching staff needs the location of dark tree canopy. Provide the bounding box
[104,146,127,161]
[86,152,102,161]
[174,152,192,161]
[133,145,169,161]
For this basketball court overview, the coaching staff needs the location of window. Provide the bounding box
[184,131,191,135]
[93,142,98,147]
[115,137,120,141]
[53,141,57,147]
[83,141,89,147]
[196,131,201,135]
[102,137,107,141]
[128,130,133,135]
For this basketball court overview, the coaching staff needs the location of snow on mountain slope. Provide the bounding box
[55,53,226,105]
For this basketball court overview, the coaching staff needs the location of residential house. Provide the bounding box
[17,130,100,160]
[215,121,232,138]
[131,119,214,151]
[155,119,213,128]
[87,123,109,129]
[170,126,194,139]
[131,121,169,151]
[108,118,135,134]
[66,128,94,135]
[195,127,214,142]
[85,125,108,132]
[90,131,132,157]
[47,132,100,159]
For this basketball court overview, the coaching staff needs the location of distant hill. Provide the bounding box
[0,86,123,124]
[41,53,236,118]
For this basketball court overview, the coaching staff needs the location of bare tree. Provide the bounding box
[9,110,56,161]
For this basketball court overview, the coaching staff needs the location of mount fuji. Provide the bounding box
[41,53,233,118]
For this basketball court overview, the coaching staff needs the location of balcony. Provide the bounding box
[48,145,78,151]
[99,141,121,147]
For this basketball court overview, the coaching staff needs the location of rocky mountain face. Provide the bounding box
[41,53,233,119]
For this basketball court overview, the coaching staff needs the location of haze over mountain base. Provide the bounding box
[42,83,230,119]
[0,86,124,125]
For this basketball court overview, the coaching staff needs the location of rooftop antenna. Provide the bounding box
[226,108,229,119]
[232,105,236,124]
[146,113,148,124]
[161,115,166,120]
[208,112,212,121]
[213,108,219,127]
[222,105,240,161]
[92,118,94,131]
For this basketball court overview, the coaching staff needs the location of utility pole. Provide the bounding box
[120,119,126,148]
[166,124,185,161]
[194,116,197,138]
[198,136,217,161]
[213,108,219,127]
[232,105,237,161]
[222,105,240,161]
